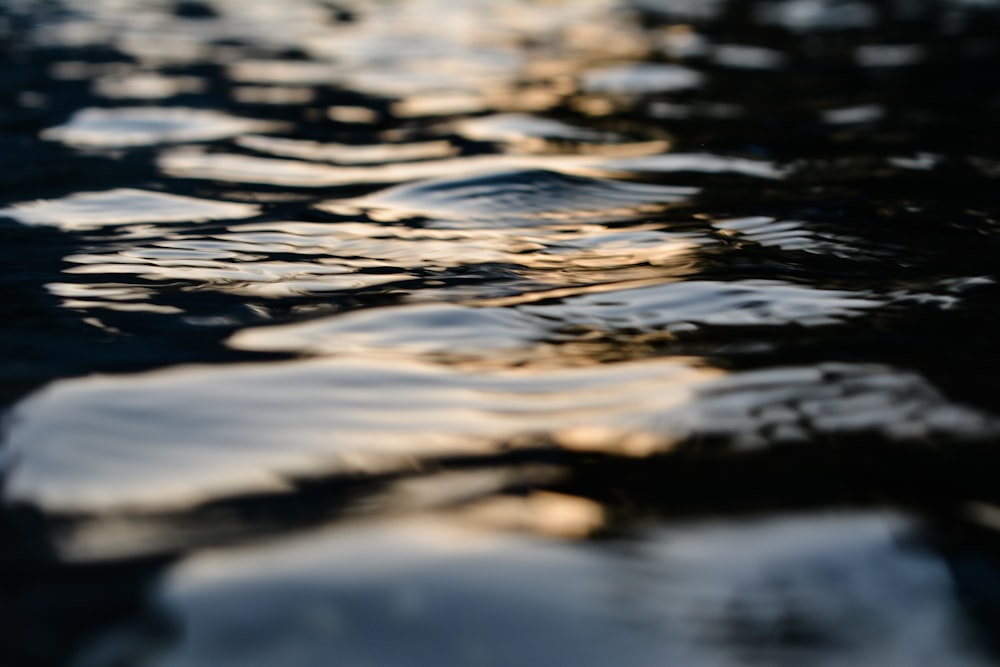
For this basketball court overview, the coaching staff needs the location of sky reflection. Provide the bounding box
[147,511,994,667]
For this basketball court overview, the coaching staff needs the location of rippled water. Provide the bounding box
[3,0,1000,665]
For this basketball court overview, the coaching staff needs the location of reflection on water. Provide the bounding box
[236,135,457,165]
[0,189,260,230]
[1,355,718,512]
[581,63,704,94]
[43,107,276,148]
[2,0,1000,665]
[342,169,697,223]
[144,512,990,667]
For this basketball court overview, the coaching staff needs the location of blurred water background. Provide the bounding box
[2,0,1000,665]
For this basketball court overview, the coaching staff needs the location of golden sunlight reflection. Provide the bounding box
[92,71,206,100]
[237,136,457,165]
[19,344,991,513]
[553,424,667,457]
[55,467,566,562]
[326,105,379,124]
[456,492,605,539]
[1,356,720,513]
[158,135,779,191]
[227,59,344,85]
[336,169,697,224]
[47,282,184,316]
[157,150,614,187]
[55,218,703,310]
[391,91,495,118]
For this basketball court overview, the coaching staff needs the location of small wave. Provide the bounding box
[148,510,974,667]
[345,169,697,224]
[0,356,716,512]
[0,189,260,230]
[42,107,275,148]
[4,358,995,513]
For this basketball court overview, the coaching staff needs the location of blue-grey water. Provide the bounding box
[3,0,1000,665]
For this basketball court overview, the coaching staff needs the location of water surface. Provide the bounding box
[3,0,1000,665]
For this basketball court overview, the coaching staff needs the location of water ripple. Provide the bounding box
[341,169,697,224]
[146,511,989,667]
[0,189,260,230]
[228,279,885,360]
[236,135,457,165]
[55,217,702,310]
[3,358,995,513]
[3,1,1000,664]
[0,356,718,512]
[43,107,275,148]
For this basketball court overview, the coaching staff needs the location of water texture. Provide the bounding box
[2,0,1000,665]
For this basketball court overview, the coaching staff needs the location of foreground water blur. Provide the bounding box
[2,0,1000,665]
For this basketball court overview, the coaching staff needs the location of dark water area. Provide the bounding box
[3,0,1000,665]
